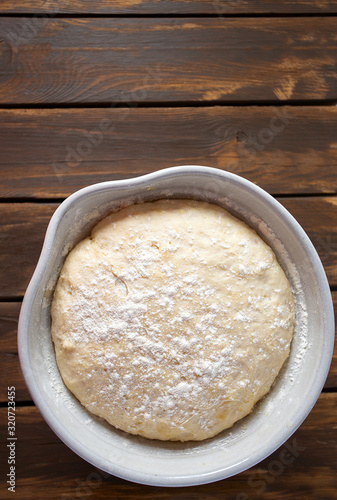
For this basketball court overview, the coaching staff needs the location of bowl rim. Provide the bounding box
[18,165,335,486]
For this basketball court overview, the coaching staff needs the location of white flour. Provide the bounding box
[51,199,297,441]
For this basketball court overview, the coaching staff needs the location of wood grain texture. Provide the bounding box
[0,204,56,298]
[0,18,337,104]
[280,197,337,286]
[0,394,336,499]
[0,199,336,298]
[1,293,336,403]
[1,0,337,14]
[0,106,336,199]
[0,303,28,402]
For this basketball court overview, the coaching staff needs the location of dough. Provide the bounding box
[51,199,295,441]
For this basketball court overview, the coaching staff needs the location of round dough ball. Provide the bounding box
[51,199,295,441]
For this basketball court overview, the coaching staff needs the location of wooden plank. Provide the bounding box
[0,199,336,298]
[0,106,336,199]
[0,303,29,402]
[0,204,56,298]
[1,292,336,403]
[0,18,337,104]
[331,291,337,389]
[0,394,336,499]
[280,197,337,286]
[1,0,337,14]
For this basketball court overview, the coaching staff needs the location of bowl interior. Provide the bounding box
[19,166,334,486]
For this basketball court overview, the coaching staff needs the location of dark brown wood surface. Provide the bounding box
[0,107,336,198]
[0,18,337,104]
[0,2,336,499]
[1,0,337,14]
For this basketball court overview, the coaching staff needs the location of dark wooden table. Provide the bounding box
[1,1,337,499]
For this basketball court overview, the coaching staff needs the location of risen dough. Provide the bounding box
[51,199,295,441]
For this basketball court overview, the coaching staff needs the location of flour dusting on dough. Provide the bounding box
[51,199,295,441]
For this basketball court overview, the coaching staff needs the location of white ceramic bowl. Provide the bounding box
[18,166,334,487]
